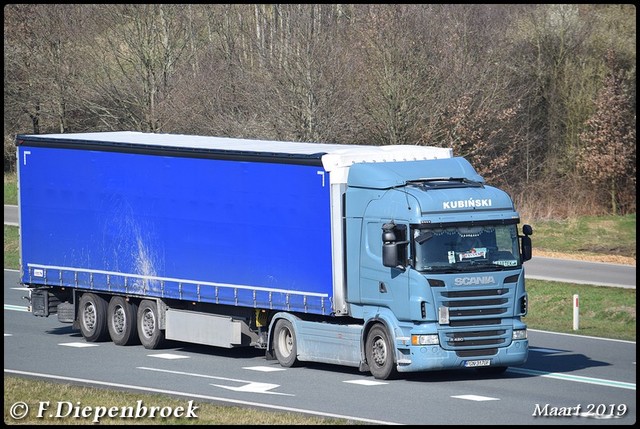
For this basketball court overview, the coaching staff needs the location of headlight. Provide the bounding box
[411,334,439,345]
[512,329,527,340]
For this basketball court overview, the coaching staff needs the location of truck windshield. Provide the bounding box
[412,224,521,272]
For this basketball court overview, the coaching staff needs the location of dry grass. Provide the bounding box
[4,377,357,425]
[534,249,636,266]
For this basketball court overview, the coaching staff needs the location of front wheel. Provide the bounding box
[365,324,397,380]
[137,300,165,349]
[273,319,298,367]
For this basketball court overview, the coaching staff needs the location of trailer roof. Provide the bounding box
[16,131,452,170]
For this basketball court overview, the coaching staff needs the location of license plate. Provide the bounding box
[464,359,491,368]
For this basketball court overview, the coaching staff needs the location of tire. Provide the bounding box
[107,296,139,346]
[273,319,298,367]
[57,301,75,323]
[365,324,397,380]
[137,299,165,349]
[78,293,109,342]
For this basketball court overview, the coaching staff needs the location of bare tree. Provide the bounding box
[79,5,191,132]
[4,4,96,169]
[257,4,357,142]
[3,4,637,215]
[347,5,433,146]
[578,51,636,215]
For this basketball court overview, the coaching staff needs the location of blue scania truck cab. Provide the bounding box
[17,131,532,379]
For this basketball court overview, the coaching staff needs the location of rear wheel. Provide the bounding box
[273,319,298,367]
[107,296,139,346]
[365,325,397,380]
[78,293,109,342]
[137,300,165,349]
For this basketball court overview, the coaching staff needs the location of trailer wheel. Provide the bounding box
[273,319,298,367]
[107,296,139,346]
[365,325,397,380]
[137,300,165,349]
[78,293,109,342]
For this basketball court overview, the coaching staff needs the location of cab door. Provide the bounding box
[359,220,411,319]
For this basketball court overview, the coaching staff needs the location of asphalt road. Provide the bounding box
[3,269,636,425]
[525,257,635,289]
[5,204,635,288]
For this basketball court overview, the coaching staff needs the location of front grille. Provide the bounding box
[442,288,508,298]
[450,318,501,327]
[449,307,507,317]
[445,298,508,307]
[445,330,507,347]
[456,348,498,358]
[449,330,505,338]
[435,282,515,351]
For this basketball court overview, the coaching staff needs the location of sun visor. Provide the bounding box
[347,157,484,189]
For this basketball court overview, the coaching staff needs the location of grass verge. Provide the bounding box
[523,280,635,341]
[4,225,19,269]
[4,376,353,425]
[4,171,17,205]
[524,214,636,259]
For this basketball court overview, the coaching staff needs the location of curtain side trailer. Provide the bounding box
[17,131,532,379]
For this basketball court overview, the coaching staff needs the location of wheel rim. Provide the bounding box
[82,302,96,332]
[111,305,126,335]
[277,327,293,358]
[141,308,155,339]
[371,336,387,367]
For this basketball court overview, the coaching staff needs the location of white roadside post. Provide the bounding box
[573,294,579,331]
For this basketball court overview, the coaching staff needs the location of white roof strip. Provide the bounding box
[25,132,452,161]
[23,131,361,154]
[321,145,453,185]
[22,132,453,185]
[320,145,452,171]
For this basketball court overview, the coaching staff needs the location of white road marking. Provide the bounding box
[343,379,388,386]
[59,342,99,348]
[211,381,293,396]
[138,366,293,396]
[148,353,190,360]
[452,394,500,401]
[508,367,635,390]
[6,369,401,425]
[243,365,286,372]
[4,304,29,312]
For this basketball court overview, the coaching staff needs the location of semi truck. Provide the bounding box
[16,131,532,380]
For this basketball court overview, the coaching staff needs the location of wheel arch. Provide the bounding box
[360,311,402,371]
[265,312,301,360]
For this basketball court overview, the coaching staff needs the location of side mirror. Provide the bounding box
[383,242,400,268]
[520,224,533,262]
[382,222,408,270]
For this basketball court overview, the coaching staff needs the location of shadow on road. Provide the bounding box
[523,347,609,373]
